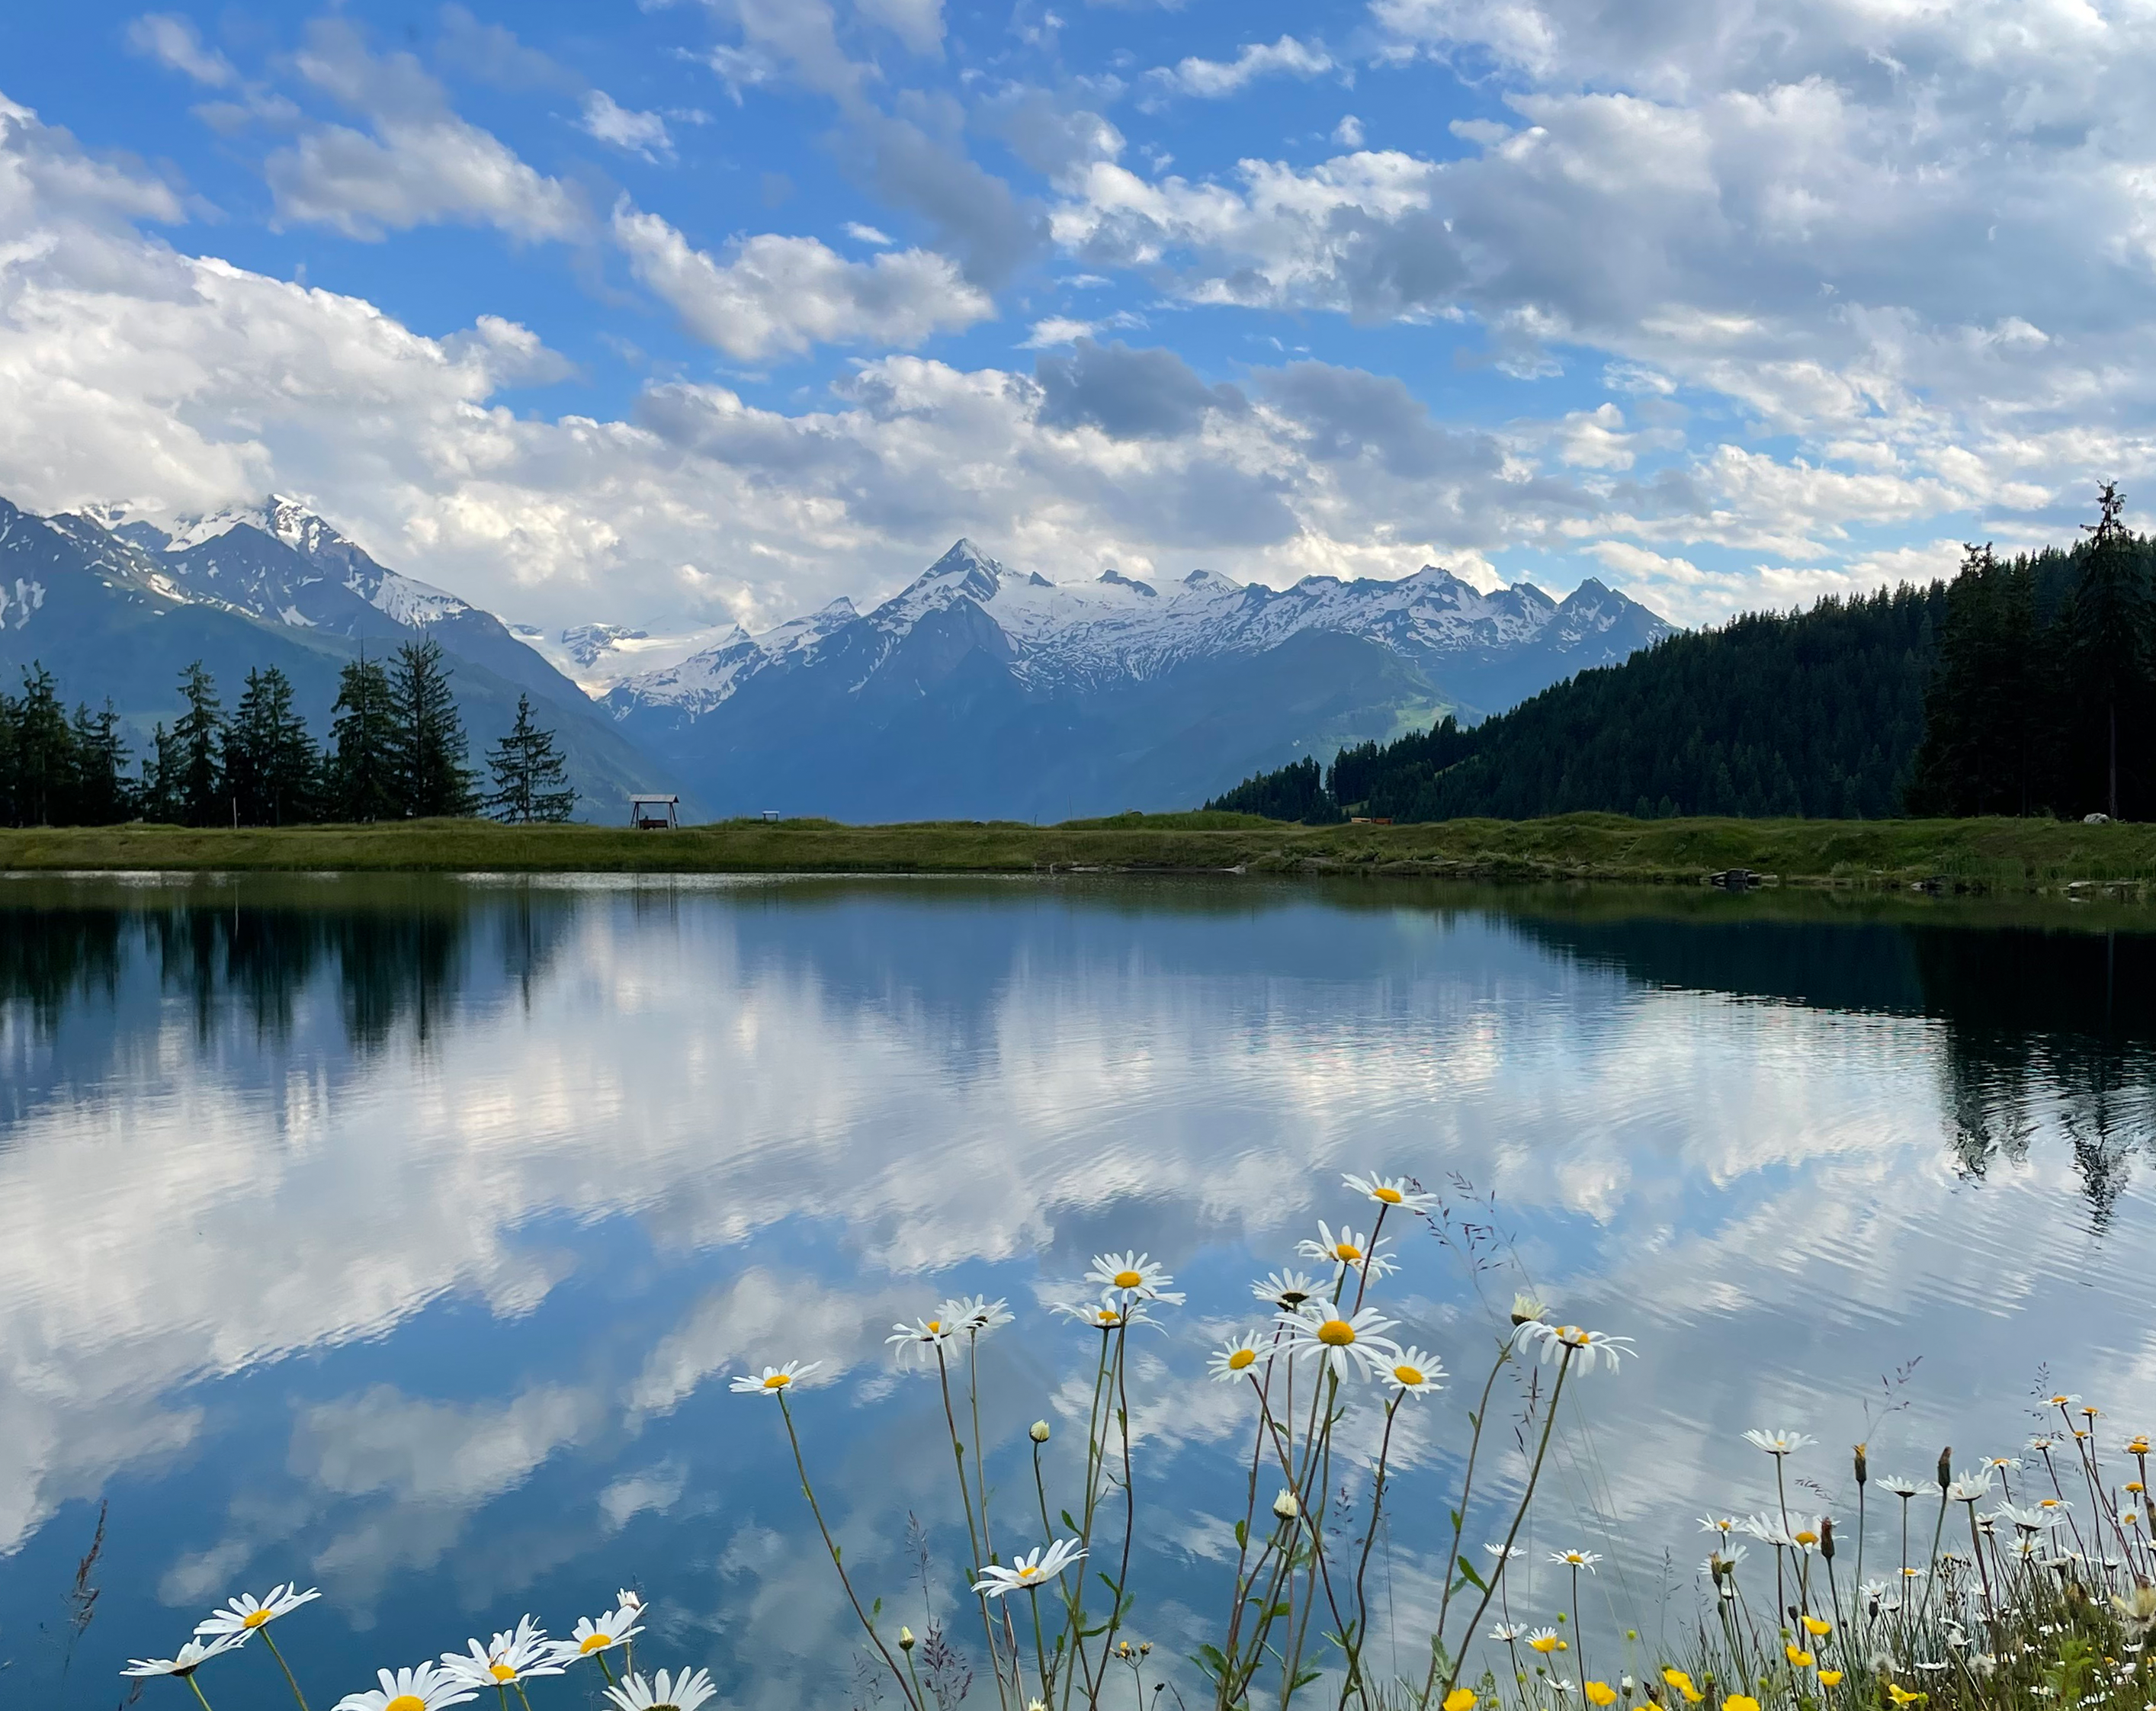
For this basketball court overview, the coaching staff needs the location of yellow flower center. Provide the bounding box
[242,1610,274,1629]
[1795,1530,1818,1546]
[1374,1186,1403,1204]
[491,1664,518,1682]
[926,1321,942,1333]
[1530,1637,1559,1654]
[1113,1270,1143,1289]
[1017,1565,1048,1584]
[386,1698,426,1711]
[2040,1498,2061,1507]
[1228,1348,1256,1370]
[1317,1320,1356,1347]
[1333,1243,1361,1261]
[1394,1364,1424,1386]
[1097,1310,1120,1324]
[582,1634,613,1653]
[763,1373,790,1388]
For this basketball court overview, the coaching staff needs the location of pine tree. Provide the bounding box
[140,722,181,823]
[225,667,320,826]
[483,693,578,823]
[2065,482,2152,820]
[387,637,476,817]
[172,661,225,826]
[329,653,398,823]
[69,700,133,824]
[12,663,74,826]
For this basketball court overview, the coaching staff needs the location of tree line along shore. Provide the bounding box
[2,812,2155,893]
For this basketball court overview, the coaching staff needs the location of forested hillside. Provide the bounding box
[1208,492,2156,823]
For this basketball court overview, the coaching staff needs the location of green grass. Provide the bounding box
[4,811,2156,893]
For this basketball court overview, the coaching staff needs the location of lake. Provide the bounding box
[3,872,2152,1709]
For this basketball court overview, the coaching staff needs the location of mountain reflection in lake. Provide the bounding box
[2,874,2152,1708]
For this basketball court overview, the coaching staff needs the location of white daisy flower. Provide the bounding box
[1510,1320,1634,1372]
[1483,1543,1525,1560]
[1990,1502,2068,1533]
[331,1663,479,1711]
[972,1538,1086,1597]
[1276,1302,1399,1380]
[1294,1221,1397,1280]
[1946,1469,1996,1504]
[887,1316,956,1359]
[441,1617,566,1687]
[1207,1331,1268,1382]
[195,1584,322,1639]
[936,1295,1013,1336]
[1742,1428,1817,1456]
[729,1360,820,1396]
[1698,1515,1740,1534]
[124,1636,249,1678]
[1341,1173,1437,1212]
[603,1668,718,1711]
[1549,1549,1603,1571]
[1051,1293,1151,1331]
[1877,1475,1925,1497]
[1084,1252,1184,1304]
[560,1602,646,1661]
[1490,1623,1523,1642]
[1251,1270,1324,1311]
[1379,1346,1445,1395]
[1740,1514,1796,1547]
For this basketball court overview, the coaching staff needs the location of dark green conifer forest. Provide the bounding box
[1208,490,2156,824]
[0,642,579,828]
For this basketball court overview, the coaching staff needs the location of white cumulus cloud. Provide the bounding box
[611,204,996,361]
[1150,35,1334,99]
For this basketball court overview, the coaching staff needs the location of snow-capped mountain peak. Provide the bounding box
[598,538,1675,721]
[73,495,473,634]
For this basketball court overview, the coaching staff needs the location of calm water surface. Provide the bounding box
[3,874,2154,1707]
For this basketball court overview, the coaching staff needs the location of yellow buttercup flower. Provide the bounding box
[1445,1690,1477,1711]
[1724,1697,1762,1711]
[1801,1616,1832,1636]
[1819,1671,1845,1687]
[1886,1687,1927,1707]
[1662,1668,1704,1704]
[1785,1645,1814,1668]
[1584,1683,1618,1706]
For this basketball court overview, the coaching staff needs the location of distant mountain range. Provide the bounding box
[1,492,1672,823]
[0,496,673,818]
[566,540,1673,822]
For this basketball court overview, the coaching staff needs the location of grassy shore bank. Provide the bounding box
[3,811,2156,892]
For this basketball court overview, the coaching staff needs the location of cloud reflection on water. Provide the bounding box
[0,875,2152,1706]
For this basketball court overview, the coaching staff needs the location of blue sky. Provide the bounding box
[0,1,2148,633]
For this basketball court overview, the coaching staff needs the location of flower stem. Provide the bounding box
[261,1629,312,1711]
[187,1674,219,1711]
[778,1393,924,1711]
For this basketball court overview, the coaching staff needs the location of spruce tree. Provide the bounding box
[172,661,224,826]
[329,653,398,822]
[225,667,319,826]
[12,664,74,826]
[2065,482,2152,820]
[70,700,133,823]
[483,693,578,822]
[140,723,180,823]
[387,637,476,818]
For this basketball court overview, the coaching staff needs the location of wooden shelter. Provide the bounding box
[629,795,680,830]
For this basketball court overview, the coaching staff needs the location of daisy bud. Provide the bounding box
[900,1626,916,1652]
[1030,1420,1051,1443]
[1273,1488,1301,1520]
[1853,1443,1868,1486]
[1821,1516,1835,1561]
